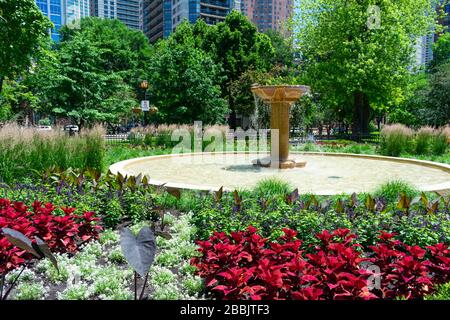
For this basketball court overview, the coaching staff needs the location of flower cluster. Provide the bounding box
[191,227,450,300]
[0,198,102,273]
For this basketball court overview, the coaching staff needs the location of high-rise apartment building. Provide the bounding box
[90,0,142,30]
[90,0,115,17]
[65,0,90,25]
[35,0,90,41]
[143,0,164,42]
[414,1,450,67]
[117,0,141,29]
[415,34,435,67]
[35,0,64,41]
[143,0,237,43]
[241,0,294,33]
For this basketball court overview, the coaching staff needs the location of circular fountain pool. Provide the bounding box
[109,152,450,195]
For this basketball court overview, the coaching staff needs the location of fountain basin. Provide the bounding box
[109,152,450,195]
[251,85,311,103]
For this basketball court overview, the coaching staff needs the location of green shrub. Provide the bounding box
[38,118,51,126]
[374,180,419,203]
[380,124,414,156]
[414,126,434,155]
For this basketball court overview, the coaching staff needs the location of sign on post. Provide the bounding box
[141,100,150,112]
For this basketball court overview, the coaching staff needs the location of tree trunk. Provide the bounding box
[0,76,3,93]
[228,110,237,130]
[353,91,370,137]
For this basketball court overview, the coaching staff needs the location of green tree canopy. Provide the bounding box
[198,11,275,123]
[0,0,52,92]
[264,29,295,68]
[147,23,228,124]
[432,32,450,69]
[30,19,140,128]
[59,17,153,90]
[422,62,450,126]
[296,0,436,135]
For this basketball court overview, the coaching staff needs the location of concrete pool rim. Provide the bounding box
[109,152,450,195]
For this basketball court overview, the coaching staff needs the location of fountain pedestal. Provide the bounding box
[251,85,310,169]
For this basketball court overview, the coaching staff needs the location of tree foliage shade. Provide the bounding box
[147,26,228,124]
[28,18,150,127]
[432,32,450,68]
[295,0,437,134]
[0,0,52,91]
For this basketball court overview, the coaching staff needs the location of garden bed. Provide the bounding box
[2,207,203,300]
[1,170,449,300]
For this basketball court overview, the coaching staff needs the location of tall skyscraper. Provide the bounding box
[35,0,90,41]
[90,0,142,30]
[143,0,164,42]
[241,0,294,33]
[90,0,115,18]
[65,0,90,25]
[415,34,435,67]
[414,1,450,67]
[35,0,64,41]
[143,0,238,43]
[117,0,141,29]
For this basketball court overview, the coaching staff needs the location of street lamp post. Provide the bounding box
[140,80,149,126]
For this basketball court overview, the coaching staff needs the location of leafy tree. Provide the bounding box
[422,62,450,126]
[0,0,52,92]
[296,0,436,135]
[202,11,275,125]
[211,11,274,82]
[26,18,155,128]
[0,78,39,123]
[264,29,295,68]
[387,72,428,127]
[389,62,449,127]
[160,13,276,125]
[432,32,450,69]
[229,69,268,118]
[59,18,153,91]
[33,36,135,128]
[147,26,228,124]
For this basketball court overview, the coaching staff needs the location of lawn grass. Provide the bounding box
[103,145,170,171]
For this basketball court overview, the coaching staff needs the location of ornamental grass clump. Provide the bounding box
[431,127,449,155]
[380,124,414,157]
[254,178,292,198]
[415,126,435,155]
[0,124,105,183]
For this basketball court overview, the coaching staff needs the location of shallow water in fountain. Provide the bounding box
[118,153,450,194]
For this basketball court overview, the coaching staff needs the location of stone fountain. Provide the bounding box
[251,85,310,169]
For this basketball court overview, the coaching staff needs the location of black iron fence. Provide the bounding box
[104,132,380,147]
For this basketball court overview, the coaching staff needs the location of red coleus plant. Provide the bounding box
[0,198,102,274]
[191,227,450,300]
